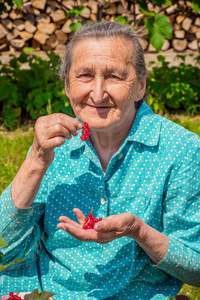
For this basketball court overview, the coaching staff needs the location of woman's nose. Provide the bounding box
[90,78,108,104]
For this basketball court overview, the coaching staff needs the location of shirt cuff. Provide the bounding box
[1,183,37,223]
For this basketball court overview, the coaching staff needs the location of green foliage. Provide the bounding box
[139,3,172,51]
[114,15,132,25]
[67,6,86,32]
[0,0,23,14]
[0,131,34,194]
[0,238,8,263]
[24,289,55,300]
[67,6,86,17]
[146,54,200,115]
[0,51,73,130]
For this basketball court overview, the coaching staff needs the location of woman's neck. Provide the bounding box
[89,119,134,173]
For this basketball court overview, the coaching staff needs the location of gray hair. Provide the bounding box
[59,22,147,82]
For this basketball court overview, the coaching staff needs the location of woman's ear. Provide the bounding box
[136,79,146,101]
[65,79,70,98]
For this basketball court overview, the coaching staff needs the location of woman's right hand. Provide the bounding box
[30,113,82,168]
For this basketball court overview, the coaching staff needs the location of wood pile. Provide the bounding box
[0,0,199,53]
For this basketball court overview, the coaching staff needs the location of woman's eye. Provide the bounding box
[79,74,92,78]
[107,74,120,80]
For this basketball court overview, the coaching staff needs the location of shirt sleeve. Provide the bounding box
[154,138,200,287]
[0,171,49,266]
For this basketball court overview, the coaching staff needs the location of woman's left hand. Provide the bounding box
[57,208,140,244]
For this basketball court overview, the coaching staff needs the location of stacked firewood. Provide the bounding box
[0,0,199,53]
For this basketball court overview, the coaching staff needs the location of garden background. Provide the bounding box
[0,0,200,299]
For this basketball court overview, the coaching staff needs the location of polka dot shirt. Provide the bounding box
[1,102,200,299]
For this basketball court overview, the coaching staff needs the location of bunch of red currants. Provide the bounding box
[80,122,90,141]
[6,293,22,300]
[82,209,102,230]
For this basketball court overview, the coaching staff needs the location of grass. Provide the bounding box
[0,116,200,299]
[0,128,34,195]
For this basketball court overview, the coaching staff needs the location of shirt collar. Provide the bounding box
[69,101,162,153]
[127,101,162,146]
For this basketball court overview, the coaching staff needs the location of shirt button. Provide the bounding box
[100,198,106,205]
[118,153,123,160]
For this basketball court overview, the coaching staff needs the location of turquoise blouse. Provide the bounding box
[0,102,200,300]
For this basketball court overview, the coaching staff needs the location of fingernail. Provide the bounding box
[95,224,101,231]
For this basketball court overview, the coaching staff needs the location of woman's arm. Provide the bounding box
[11,114,82,209]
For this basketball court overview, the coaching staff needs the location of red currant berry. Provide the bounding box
[98,217,102,221]
[83,122,89,128]
[88,212,93,218]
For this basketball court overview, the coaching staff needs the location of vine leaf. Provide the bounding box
[145,14,172,51]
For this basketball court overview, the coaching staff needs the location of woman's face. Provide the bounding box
[65,37,146,132]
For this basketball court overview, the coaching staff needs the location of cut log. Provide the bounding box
[194,17,200,27]
[62,19,72,33]
[195,30,200,39]
[0,24,9,39]
[13,19,25,31]
[0,43,8,51]
[27,7,41,15]
[55,44,66,51]
[90,13,97,21]
[88,0,98,14]
[34,30,49,44]
[7,28,19,41]
[80,7,91,18]
[55,29,67,44]
[176,15,185,24]
[138,37,148,50]
[105,3,117,15]
[32,0,46,10]
[24,13,35,23]
[161,39,170,51]
[19,31,33,41]
[9,9,23,20]
[31,38,40,50]
[188,39,198,50]
[117,3,127,14]
[1,18,13,30]
[182,17,192,31]
[174,23,181,30]
[0,12,9,19]
[166,5,178,15]
[46,34,59,48]
[36,13,51,23]
[25,20,37,33]
[62,0,75,10]
[174,30,185,39]
[172,39,187,51]
[10,38,25,48]
[37,22,56,34]
[51,9,66,22]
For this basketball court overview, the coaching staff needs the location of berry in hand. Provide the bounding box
[6,292,22,300]
[82,208,102,230]
[80,122,90,141]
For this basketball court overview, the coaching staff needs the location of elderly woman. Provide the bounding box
[0,22,200,300]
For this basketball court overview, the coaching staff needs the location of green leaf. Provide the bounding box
[67,6,86,17]
[0,238,8,247]
[14,0,23,9]
[154,14,172,39]
[138,4,155,17]
[192,3,200,12]
[113,15,131,25]
[150,28,165,51]
[69,20,83,32]
[24,288,55,300]
[23,47,35,53]
[164,1,172,5]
